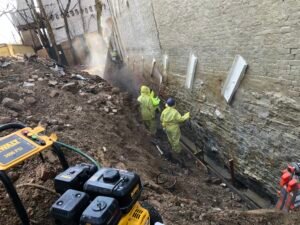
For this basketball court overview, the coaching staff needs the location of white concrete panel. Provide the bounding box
[163,54,168,73]
[41,0,99,43]
[11,10,35,26]
[11,0,35,27]
[185,53,197,89]
[222,55,248,103]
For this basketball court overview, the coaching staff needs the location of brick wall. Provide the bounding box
[110,0,300,200]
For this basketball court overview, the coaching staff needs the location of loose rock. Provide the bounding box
[0,81,6,89]
[2,97,24,112]
[49,90,59,98]
[112,87,120,94]
[0,116,11,124]
[23,82,35,87]
[8,171,19,183]
[61,82,78,93]
[36,164,56,181]
[24,97,37,105]
[48,80,58,87]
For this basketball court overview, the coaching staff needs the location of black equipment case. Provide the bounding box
[84,168,142,213]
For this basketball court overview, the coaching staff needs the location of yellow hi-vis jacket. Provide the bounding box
[137,86,160,121]
[160,106,190,152]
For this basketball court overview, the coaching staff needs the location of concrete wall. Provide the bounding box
[110,0,300,199]
[12,0,35,26]
[42,0,98,44]
[20,30,42,48]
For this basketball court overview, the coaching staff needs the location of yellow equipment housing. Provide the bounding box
[0,126,56,170]
[118,202,150,225]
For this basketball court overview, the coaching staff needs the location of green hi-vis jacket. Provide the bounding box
[137,86,160,121]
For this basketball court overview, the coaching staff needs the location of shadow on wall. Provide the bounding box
[103,56,163,98]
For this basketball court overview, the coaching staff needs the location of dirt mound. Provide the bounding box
[0,56,299,224]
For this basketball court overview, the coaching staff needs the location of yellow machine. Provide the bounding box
[118,203,150,225]
[0,126,56,170]
[53,164,162,225]
[0,124,163,225]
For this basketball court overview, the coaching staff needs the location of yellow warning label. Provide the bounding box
[131,184,140,198]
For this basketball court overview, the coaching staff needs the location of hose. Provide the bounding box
[156,172,177,190]
[54,141,101,169]
[16,183,60,197]
[0,123,26,132]
[0,170,30,225]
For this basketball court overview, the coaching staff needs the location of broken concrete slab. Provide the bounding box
[0,61,11,68]
[23,82,35,87]
[48,80,58,87]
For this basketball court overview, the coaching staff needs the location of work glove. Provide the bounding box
[151,96,161,106]
[185,119,192,128]
[182,112,190,120]
[162,122,166,130]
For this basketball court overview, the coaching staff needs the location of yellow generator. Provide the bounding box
[51,166,163,225]
[0,123,163,225]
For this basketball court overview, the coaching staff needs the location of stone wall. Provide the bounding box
[109,0,300,200]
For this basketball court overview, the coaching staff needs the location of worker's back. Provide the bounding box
[137,86,156,121]
[161,106,182,126]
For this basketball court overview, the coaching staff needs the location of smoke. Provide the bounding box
[104,60,142,96]
[72,9,112,78]
[83,32,108,77]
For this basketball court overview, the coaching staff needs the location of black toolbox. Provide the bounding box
[84,168,142,213]
[50,189,90,225]
[54,163,97,194]
[80,196,121,225]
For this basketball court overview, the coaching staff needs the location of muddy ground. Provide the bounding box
[0,56,299,225]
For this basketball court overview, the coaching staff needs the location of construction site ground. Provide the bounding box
[0,56,299,225]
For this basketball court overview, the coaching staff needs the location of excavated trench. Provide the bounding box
[0,56,299,225]
[103,57,274,210]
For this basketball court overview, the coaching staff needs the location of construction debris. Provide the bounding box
[49,63,65,76]
[0,60,12,68]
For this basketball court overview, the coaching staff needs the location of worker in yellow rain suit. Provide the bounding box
[161,98,190,155]
[137,85,160,135]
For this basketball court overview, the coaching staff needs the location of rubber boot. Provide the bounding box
[170,152,186,168]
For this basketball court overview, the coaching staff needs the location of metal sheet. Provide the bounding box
[222,55,248,103]
[185,53,197,89]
